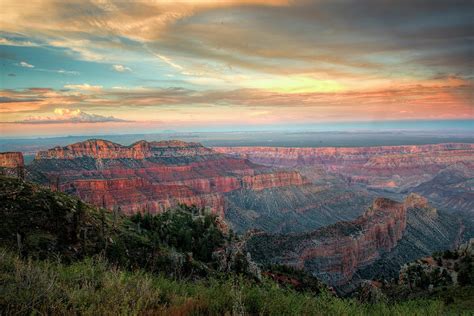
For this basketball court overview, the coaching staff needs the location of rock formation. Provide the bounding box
[0,152,24,168]
[28,139,310,218]
[0,152,25,178]
[245,194,446,286]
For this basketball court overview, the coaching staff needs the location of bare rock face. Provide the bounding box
[0,152,24,168]
[60,177,226,216]
[298,197,408,285]
[29,139,309,218]
[246,194,439,286]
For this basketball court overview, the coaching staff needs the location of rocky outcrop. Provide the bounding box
[404,193,430,211]
[297,197,408,285]
[0,152,24,168]
[246,195,437,286]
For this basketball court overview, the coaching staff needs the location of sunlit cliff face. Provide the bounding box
[0,0,473,136]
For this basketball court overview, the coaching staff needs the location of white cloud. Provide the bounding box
[49,39,106,62]
[19,61,34,68]
[153,53,184,71]
[0,38,38,47]
[64,83,103,92]
[112,64,132,72]
[57,69,80,75]
[19,108,129,124]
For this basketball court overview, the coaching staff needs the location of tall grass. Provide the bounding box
[0,249,452,315]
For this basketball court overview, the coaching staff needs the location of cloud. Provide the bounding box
[1,78,472,124]
[48,39,107,62]
[55,69,79,75]
[17,108,130,124]
[1,0,471,83]
[0,96,42,103]
[0,37,38,47]
[64,83,103,92]
[153,53,184,71]
[19,61,34,68]
[0,1,472,127]
[112,64,132,72]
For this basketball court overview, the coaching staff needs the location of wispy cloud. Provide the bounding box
[48,39,107,62]
[19,61,34,68]
[64,83,103,92]
[16,61,79,75]
[0,37,38,47]
[154,54,184,71]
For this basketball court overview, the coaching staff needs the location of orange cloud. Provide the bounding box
[1,78,472,125]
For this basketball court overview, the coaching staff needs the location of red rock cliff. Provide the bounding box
[61,177,226,216]
[242,171,307,190]
[0,152,24,168]
[30,139,308,217]
[250,195,429,286]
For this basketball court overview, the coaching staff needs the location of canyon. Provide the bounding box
[24,139,375,235]
[1,139,472,288]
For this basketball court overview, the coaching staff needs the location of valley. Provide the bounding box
[1,139,472,291]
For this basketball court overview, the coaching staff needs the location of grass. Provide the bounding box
[1,248,462,316]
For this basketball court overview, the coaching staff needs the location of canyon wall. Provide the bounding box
[28,139,310,218]
[246,194,432,286]
[214,143,474,189]
[241,171,307,191]
[35,139,215,160]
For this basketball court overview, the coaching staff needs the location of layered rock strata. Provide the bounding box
[0,152,24,168]
[214,144,474,189]
[28,139,309,216]
[246,194,430,286]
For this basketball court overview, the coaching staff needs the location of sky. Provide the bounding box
[0,0,473,137]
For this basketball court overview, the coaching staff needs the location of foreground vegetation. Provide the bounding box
[0,249,453,315]
[1,176,473,315]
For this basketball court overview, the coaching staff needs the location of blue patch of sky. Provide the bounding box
[0,42,192,90]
